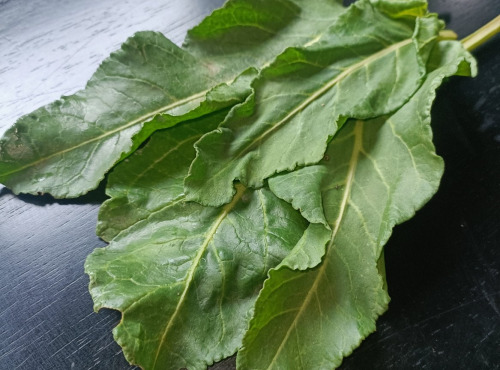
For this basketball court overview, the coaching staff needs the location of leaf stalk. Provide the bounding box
[462,14,500,51]
[438,29,457,41]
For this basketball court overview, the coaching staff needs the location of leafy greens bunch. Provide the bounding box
[1,0,489,369]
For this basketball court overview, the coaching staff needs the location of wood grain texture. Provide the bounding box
[0,0,499,369]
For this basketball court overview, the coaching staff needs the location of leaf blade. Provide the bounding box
[185,0,443,206]
[0,0,345,197]
[237,40,476,370]
[85,112,308,369]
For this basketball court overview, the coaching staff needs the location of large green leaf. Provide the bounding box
[85,112,308,369]
[184,0,441,207]
[0,0,345,198]
[237,40,476,369]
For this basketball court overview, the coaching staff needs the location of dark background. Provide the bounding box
[0,0,498,369]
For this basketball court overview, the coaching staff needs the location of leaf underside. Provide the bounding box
[237,40,476,370]
[184,0,443,207]
[0,0,345,198]
[85,111,308,370]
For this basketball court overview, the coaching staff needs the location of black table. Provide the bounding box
[1,1,499,369]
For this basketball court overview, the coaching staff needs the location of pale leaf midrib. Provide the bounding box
[151,184,246,369]
[1,89,210,177]
[265,121,363,369]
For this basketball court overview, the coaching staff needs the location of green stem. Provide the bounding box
[438,29,458,41]
[462,14,500,51]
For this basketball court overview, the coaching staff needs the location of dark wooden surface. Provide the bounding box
[0,1,499,369]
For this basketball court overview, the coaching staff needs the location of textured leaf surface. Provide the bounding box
[0,0,345,197]
[237,40,476,370]
[185,0,442,206]
[96,111,226,242]
[85,112,308,369]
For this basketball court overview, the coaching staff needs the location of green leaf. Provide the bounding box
[237,40,476,369]
[85,112,308,369]
[184,0,443,207]
[0,0,345,198]
[96,111,227,242]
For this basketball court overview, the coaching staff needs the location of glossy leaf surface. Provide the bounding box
[185,0,442,206]
[0,0,345,197]
[237,40,476,370]
[85,112,308,369]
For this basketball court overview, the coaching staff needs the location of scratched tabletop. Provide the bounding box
[0,0,499,369]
